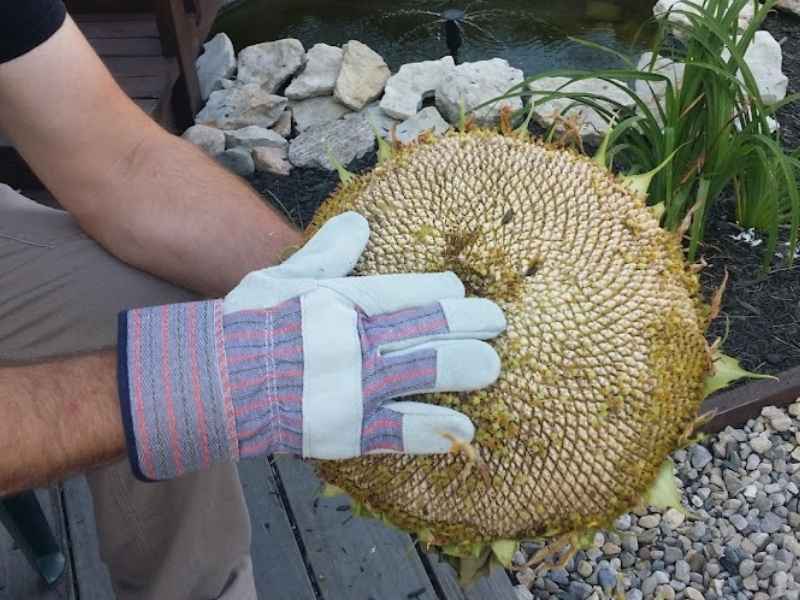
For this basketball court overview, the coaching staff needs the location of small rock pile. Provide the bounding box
[512,400,800,600]
[184,33,523,176]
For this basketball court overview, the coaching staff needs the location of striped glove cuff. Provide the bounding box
[117,299,303,481]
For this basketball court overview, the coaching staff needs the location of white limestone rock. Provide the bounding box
[216,147,254,177]
[237,39,306,94]
[272,109,293,138]
[288,112,374,170]
[394,107,451,144]
[529,76,634,145]
[635,52,686,104]
[435,58,524,127]
[196,33,237,102]
[253,146,292,176]
[380,56,455,120]
[291,96,352,132]
[777,0,800,16]
[653,0,754,39]
[182,124,225,155]
[224,126,288,151]
[359,102,401,139]
[285,43,343,100]
[195,84,287,129]
[334,41,391,111]
[742,31,788,105]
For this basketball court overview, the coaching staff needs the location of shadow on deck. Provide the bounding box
[1,459,517,600]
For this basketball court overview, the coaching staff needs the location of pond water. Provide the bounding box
[213,0,657,75]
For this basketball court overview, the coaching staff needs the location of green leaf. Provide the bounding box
[643,459,686,515]
[490,540,518,568]
[324,146,354,184]
[703,352,778,397]
[366,117,395,163]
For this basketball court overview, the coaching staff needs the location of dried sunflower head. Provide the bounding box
[309,129,712,574]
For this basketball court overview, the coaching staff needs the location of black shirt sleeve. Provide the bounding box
[0,1,67,64]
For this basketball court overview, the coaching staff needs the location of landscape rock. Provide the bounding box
[653,0,754,39]
[635,52,685,105]
[334,41,391,111]
[436,58,524,127]
[359,102,401,139]
[380,56,455,120]
[215,147,254,177]
[393,107,450,144]
[272,109,292,138]
[742,31,789,105]
[252,146,292,176]
[196,33,236,101]
[237,38,306,94]
[529,76,633,145]
[195,84,287,129]
[224,125,288,150]
[182,124,225,155]
[288,112,374,170]
[291,96,352,132]
[777,0,800,17]
[285,43,343,100]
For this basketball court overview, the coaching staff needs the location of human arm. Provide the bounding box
[0,13,301,297]
[0,352,124,496]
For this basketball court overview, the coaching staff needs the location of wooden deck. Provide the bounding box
[1,459,517,599]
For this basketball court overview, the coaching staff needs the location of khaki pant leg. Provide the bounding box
[0,184,255,600]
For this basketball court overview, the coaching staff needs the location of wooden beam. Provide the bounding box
[700,365,800,433]
[273,456,440,600]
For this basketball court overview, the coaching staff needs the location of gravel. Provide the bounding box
[514,401,800,599]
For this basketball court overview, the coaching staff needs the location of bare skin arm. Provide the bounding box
[0,352,123,495]
[0,16,303,297]
[0,17,305,493]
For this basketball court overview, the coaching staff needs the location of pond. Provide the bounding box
[213,0,657,75]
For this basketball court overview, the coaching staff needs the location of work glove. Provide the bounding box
[117,212,505,481]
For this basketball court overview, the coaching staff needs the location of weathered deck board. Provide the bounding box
[76,18,159,39]
[87,37,163,57]
[273,456,438,600]
[61,478,115,600]
[426,555,517,600]
[0,489,74,600]
[237,459,317,600]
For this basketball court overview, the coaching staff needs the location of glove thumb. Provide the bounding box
[365,402,475,455]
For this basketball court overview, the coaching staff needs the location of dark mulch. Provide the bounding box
[248,8,800,377]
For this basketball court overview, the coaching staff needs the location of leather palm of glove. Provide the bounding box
[117,212,506,481]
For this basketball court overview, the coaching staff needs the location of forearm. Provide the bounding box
[73,129,303,296]
[0,16,302,296]
[0,352,124,496]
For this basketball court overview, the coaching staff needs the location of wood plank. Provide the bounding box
[65,1,156,13]
[0,489,74,600]
[76,18,159,39]
[103,56,172,77]
[425,553,518,600]
[273,456,438,600]
[701,365,800,433]
[117,75,167,98]
[237,460,317,600]
[88,36,163,57]
[61,478,115,600]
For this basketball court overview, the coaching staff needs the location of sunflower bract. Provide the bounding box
[309,130,711,546]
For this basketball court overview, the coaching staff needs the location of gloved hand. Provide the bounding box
[117,212,506,481]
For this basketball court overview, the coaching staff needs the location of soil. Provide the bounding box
[248,8,800,378]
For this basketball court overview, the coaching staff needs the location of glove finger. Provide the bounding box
[323,272,464,315]
[362,402,475,455]
[366,340,500,403]
[370,298,506,353]
[273,212,369,279]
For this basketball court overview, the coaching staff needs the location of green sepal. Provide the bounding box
[490,539,518,568]
[621,148,680,196]
[367,117,394,163]
[704,352,778,398]
[593,120,614,168]
[650,202,666,222]
[417,528,435,546]
[574,529,597,551]
[324,146,354,184]
[643,459,686,515]
[457,547,493,587]
[321,483,346,498]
